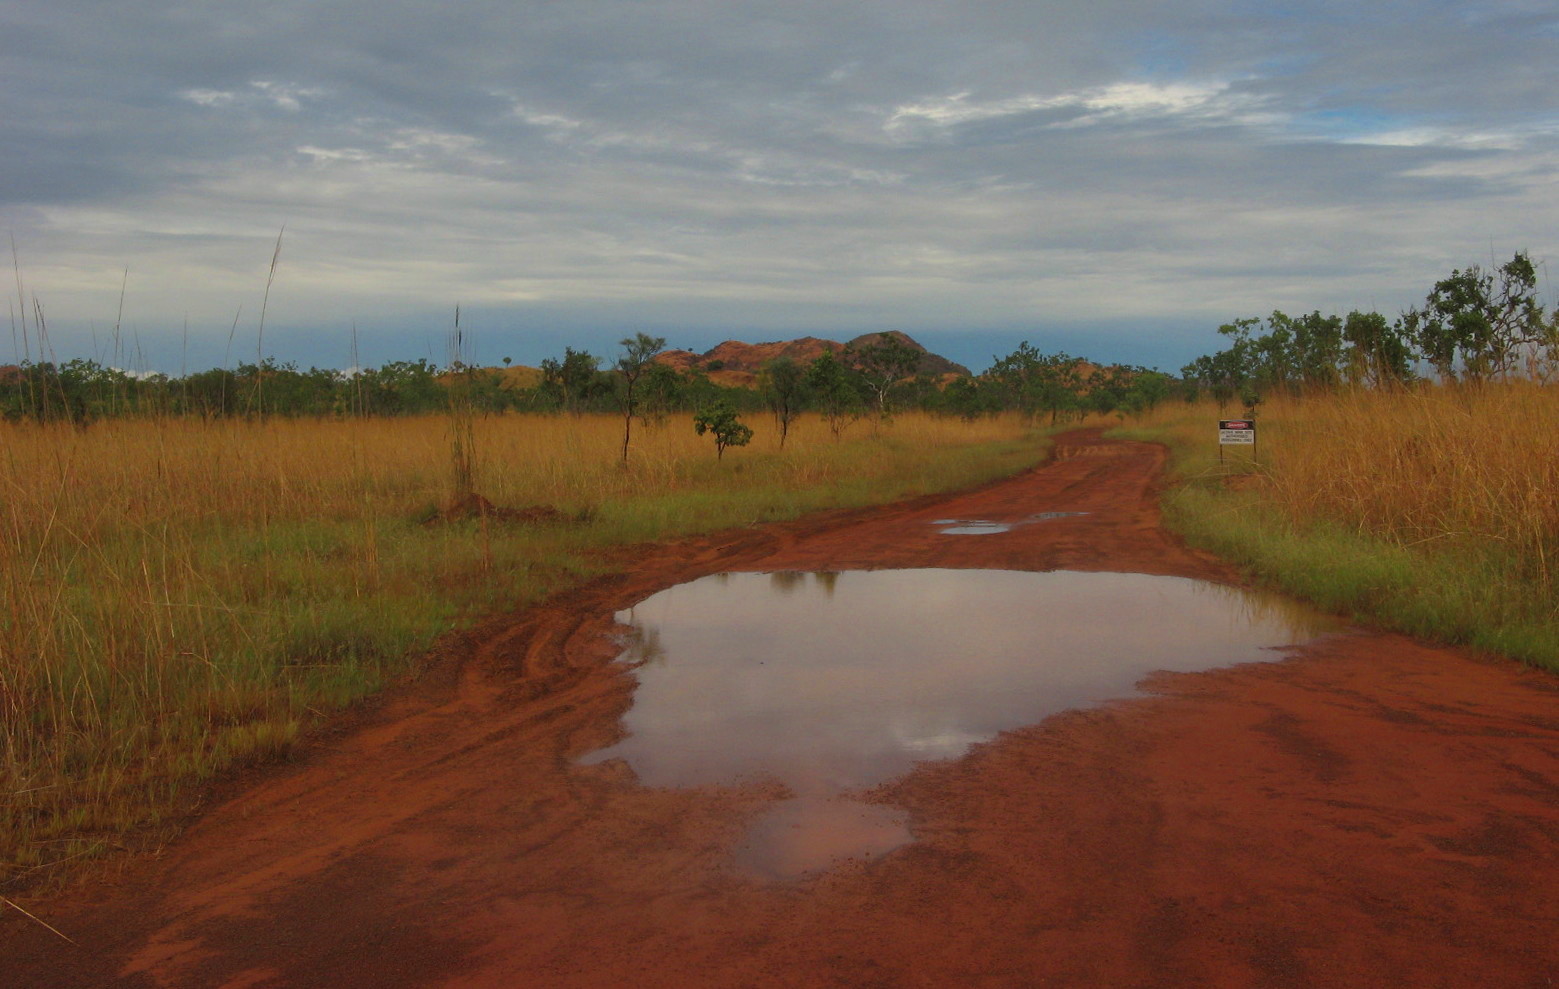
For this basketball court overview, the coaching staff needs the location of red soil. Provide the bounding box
[655,331,971,385]
[6,431,1559,987]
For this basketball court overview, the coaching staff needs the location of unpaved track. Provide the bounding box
[8,431,1559,987]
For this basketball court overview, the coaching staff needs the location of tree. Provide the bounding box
[1342,310,1413,387]
[639,362,684,425]
[1181,349,1247,411]
[692,402,753,459]
[759,357,805,447]
[539,346,601,414]
[845,332,920,418]
[940,376,989,420]
[988,343,1086,424]
[1271,310,1345,392]
[804,350,864,438]
[615,333,666,462]
[1403,252,1546,382]
[1119,369,1171,417]
[1536,311,1559,382]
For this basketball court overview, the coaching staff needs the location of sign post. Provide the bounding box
[1218,419,1256,463]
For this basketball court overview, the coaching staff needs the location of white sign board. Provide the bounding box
[1218,419,1256,445]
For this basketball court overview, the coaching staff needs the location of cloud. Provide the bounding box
[177,81,325,113]
[249,80,326,112]
[1,0,1557,373]
[179,88,238,107]
[885,79,1275,137]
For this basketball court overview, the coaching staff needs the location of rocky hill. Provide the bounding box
[655,331,969,387]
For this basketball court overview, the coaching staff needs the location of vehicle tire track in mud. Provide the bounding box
[7,430,1559,988]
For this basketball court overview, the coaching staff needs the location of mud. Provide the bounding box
[6,430,1559,987]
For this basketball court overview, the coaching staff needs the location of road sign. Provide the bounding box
[1219,420,1256,445]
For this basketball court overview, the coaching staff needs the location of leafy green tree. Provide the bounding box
[692,401,754,459]
[1403,252,1546,382]
[1121,369,1171,416]
[678,365,727,412]
[354,359,443,415]
[758,357,806,447]
[845,332,921,418]
[804,350,864,438]
[1270,310,1345,392]
[1536,311,1559,382]
[539,347,602,414]
[638,362,684,424]
[1342,310,1414,387]
[615,333,666,462]
[940,376,991,420]
[988,343,1086,424]
[1181,350,1247,411]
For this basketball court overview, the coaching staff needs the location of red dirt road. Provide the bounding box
[7,431,1559,987]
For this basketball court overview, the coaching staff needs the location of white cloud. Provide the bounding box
[510,103,584,131]
[296,145,373,163]
[249,80,324,112]
[1341,127,1517,150]
[179,88,237,107]
[178,81,324,113]
[886,79,1275,136]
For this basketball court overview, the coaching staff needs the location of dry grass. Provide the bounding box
[0,410,1044,888]
[1118,382,1559,664]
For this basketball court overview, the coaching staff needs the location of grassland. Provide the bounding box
[0,411,1048,889]
[1115,383,1559,670]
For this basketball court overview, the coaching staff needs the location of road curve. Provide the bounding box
[6,430,1559,987]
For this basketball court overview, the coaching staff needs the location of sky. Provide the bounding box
[4,0,1558,375]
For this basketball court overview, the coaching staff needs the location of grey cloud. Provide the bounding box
[2,0,1557,371]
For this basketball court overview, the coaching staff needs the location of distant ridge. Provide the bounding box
[656,332,970,387]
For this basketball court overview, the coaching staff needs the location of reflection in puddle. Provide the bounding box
[585,569,1339,879]
[933,512,1088,534]
[936,520,1013,535]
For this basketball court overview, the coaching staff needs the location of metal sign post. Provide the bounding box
[1218,419,1256,465]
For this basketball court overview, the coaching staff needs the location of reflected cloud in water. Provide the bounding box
[584,569,1340,878]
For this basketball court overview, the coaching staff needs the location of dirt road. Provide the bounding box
[7,431,1559,987]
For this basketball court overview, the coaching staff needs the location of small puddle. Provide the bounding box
[582,569,1338,880]
[935,520,1014,535]
[933,512,1087,534]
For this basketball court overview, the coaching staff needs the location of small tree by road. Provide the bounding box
[693,402,753,459]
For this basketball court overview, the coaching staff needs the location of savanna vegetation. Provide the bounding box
[3,247,1556,898]
[1120,252,1559,672]
[0,408,1049,891]
[2,327,1172,428]
[1117,385,1558,670]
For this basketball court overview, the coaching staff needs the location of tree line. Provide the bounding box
[1181,252,1559,411]
[7,251,1548,428]
[0,330,1174,429]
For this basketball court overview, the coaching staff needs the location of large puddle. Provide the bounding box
[581,569,1339,880]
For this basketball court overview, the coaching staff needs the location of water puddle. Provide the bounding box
[933,512,1087,534]
[582,569,1338,880]
[935,520,1014,535]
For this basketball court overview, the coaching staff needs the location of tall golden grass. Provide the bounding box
[1122,381,1558,664]
[0,411,1043,888]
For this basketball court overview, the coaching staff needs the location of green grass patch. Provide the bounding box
[1113,423,1559,671]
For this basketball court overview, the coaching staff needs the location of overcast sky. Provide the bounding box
[4,0,1557,373]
